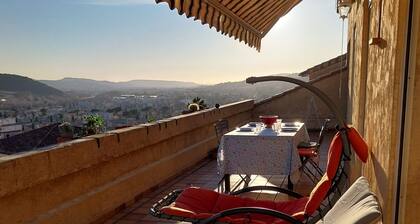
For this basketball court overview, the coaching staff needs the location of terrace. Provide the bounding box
[104,131,333,224]
[0,62,347,224]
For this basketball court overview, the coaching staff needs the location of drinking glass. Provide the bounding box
[255,123,262,133]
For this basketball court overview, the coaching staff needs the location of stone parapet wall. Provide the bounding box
[300,54,347,81]
[0,100,254,224]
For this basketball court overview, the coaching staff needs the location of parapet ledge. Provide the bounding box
[0,99,255,198]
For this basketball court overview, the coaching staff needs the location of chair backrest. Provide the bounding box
[304,132,343,216]
[305,127,369,222]
[316,119,330,147]
[214,119,229,144]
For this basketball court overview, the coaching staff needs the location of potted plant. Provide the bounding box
[183,97,208,114]
[83,114,105,136]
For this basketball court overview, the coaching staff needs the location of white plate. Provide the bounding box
[282,122,299,127]
[247,122,261,127]
[281,127,299,132]
[259,128,277,136]
[238,127,254,132]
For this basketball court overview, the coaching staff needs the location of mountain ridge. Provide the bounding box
[0,74,66,97]
[40,77,201,92]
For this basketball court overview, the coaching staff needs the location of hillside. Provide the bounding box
[95,73,307,107]
[40,78,201,93]
[0,74,66,97]
[195,73,307,103]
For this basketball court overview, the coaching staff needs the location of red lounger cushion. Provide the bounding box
[347,127,369,162]
[303,132,343,215]
[326,132,343,178]
[161,187,309,224]
[303,175,331,215]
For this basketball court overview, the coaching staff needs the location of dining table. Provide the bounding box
[217,121,310,192]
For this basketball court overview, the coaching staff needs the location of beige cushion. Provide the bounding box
[316,176,382,224]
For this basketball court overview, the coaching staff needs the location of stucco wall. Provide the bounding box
[0,100,254,224]
[348,0,410,223]
[253,70,348,130]
[346,0,371,188]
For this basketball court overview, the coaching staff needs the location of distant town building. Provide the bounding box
[0,117,23,139]
[0,123,60,154]
[0,117,16,126]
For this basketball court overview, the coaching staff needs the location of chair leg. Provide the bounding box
[308,159,323,177]
[300,157,321,184]
[302,166,318,184]
[224,174,230,193]
[287,175,294,191]
[230,174,252,192]
[243,175,251,187]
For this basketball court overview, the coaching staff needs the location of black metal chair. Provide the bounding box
[150,76,357,224]
[210,119,229,161]
[297,119,331,183]
[214,119,229,145]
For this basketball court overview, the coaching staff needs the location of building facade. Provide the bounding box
[347,0,419,223]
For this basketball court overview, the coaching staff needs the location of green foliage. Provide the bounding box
[83,114,105,135]
[186,97,207,113]
[147,116,156,123]
[191,97,207,110]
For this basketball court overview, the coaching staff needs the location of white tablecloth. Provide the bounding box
[217,122,310,178]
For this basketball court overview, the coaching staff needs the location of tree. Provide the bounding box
[184,97,208,114]
[191,97,207,110]
[147,116,156,123]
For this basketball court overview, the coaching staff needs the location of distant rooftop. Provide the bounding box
[0,123,60,155]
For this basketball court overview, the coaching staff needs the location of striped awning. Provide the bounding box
[156,0,302,51]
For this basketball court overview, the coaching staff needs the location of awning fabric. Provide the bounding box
[156,0,302,51]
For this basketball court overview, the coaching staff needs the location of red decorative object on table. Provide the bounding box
[259,115,278,128]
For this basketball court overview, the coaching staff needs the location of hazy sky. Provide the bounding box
[0,0,347,84]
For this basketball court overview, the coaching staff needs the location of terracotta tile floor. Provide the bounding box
[104,132,332,224]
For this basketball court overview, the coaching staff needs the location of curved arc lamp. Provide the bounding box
[246,76,351,156]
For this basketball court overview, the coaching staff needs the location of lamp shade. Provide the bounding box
[337,0,353,19]
[338,6,351,18]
